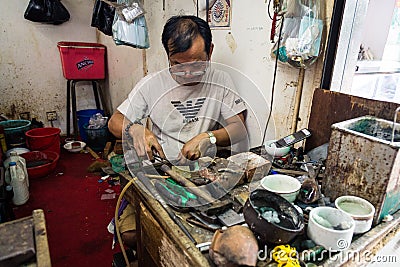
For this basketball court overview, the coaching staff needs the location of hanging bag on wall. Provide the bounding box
[91,0,116,36]
[111,0,149,49]
[24,0,70,25]
[270,0,323,69]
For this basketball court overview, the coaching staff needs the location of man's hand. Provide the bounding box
[179,132,212,161]
[127,124,166,161]
[178,112,246,162]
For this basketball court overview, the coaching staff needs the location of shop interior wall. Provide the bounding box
[102,0,334,149]
[0,0,97,132]
[1,0,335,149]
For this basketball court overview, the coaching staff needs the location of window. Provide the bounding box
[322,0,400,104]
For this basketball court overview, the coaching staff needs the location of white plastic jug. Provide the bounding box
[9,161,29,205]
[4,151,29,186]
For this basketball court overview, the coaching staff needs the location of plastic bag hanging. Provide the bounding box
[271,0,324,69]
[91,0,117,36]
[112,0,149,49]
[24,0,70,25]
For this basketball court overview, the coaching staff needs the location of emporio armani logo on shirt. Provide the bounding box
[171,97,206,123]
[235,98,243,105]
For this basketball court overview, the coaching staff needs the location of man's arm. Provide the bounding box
[211,111,246,146]
[108,110,125,139]
[108,110,166,160]
[180,111,247,160]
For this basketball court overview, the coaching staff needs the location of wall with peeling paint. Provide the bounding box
[0,1,97,131]
[104,0,334,148]
[0,0,334,149]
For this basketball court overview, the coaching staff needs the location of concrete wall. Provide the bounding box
[103,0,334,148]
[0,0,335,149]
[0,0,97,131]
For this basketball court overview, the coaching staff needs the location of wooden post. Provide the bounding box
[291,68,306,133]
[33,209,51,267]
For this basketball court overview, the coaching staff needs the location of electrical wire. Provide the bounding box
[261,16,285,148]
[114,178,135,267]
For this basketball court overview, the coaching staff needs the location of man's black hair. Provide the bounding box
[161,15,212,57]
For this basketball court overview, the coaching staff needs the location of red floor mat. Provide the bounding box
[12,149,120,267]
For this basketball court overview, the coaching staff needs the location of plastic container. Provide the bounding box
[25,127,61,155]
[20,151,59,179]
[4,151,29,185]
[77,109,104,142]
[84,124,109,152]
[9,161,29,206]
[57,41,106,80]
[5,147,30,158]
[0,120,31,148]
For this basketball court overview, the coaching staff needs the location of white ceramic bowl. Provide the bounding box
[308,207,355,251]
[335,195,375,234]
[264,140,290,158]
[261,174,301,203]
[63,141,86,153]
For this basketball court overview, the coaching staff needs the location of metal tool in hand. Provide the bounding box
[153,154,173,165]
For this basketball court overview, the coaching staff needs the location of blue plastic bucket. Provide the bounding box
[76,109,104,141]
[83,124,109,152]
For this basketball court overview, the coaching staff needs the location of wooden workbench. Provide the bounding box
[0,209,51,267]
[120,172,213,266]
[119,171,400,267]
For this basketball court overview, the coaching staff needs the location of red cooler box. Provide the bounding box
[57,42,106,80]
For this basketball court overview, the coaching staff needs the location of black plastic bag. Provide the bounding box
[91,0,116,36]
[24,0,70,25]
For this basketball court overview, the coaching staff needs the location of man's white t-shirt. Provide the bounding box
[118,67,246,159]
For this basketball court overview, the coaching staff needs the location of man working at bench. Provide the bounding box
[108,15,248,249]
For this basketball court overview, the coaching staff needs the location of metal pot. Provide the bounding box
[243,189,304,244]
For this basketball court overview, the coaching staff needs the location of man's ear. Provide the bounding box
[208,43,214,59]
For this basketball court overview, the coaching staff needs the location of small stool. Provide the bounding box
[66,79,107,139]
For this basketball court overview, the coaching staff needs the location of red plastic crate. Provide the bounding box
[57,41,106,80]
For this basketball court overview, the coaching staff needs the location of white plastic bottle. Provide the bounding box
[9,161,29,205]
[4,151,29,186]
